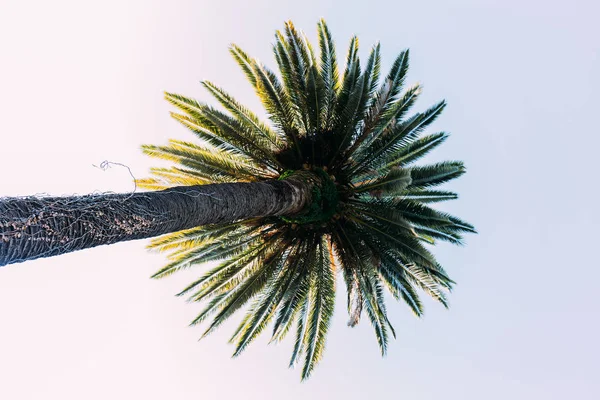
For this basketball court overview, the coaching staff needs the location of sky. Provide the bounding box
[1,0,599,398]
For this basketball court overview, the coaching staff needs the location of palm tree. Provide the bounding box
[0,19,475,379]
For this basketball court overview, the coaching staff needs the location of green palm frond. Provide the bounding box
[345,49,411,156]
[201,80,285,151]
[355,167,412,196]
[351,98,444,175]
[271,251,311,342]
[189,238,286,329]
[200,244,287,338]
[180,240,273,301]
[378,251,424,316]
[289,283,311,368]
[142,19,475,380]
[382,131,449,168]
[141,140,271,181]
[150,224,267,279]
[252,61,299,144]
[273,31,306,132]
[402,189,458,203]
[300,235,335,379]
[333,36,361,131]
[407,161,466,189]
[282,22,312,133]
[317,18,339,129]
[231,242,303,355]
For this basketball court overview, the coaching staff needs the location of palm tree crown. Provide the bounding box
[140,19,475,380]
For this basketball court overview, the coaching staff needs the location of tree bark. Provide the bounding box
[0,179,311,267]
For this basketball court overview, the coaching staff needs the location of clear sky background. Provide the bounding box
[1,0,599,398]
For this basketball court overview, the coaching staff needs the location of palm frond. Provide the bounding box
[378,253,424,316]
[349,83,424,170]
[407,161,465,189]
[402,189,458,203]
[142,140,271,181]
[200,243,287,337]
[283,21,312,133]
[355,167,412,196]
[271,265,310,342]
[328,43,381,168]
[189,106,282,169]
[403,263,450,308]
[232,242,302,355]
[344,49,410,157]
[273,30,308,133]
[201,81,285,151]
[150,225,266,279]
[382,132,449,168]
[253,62,300,145]
[301,235,335,380]
[180,240,274,301]
[289,287,310,367]
[317,18,339,129]
[351,99,445,175]
[229,44,258,87]
[334,36,360,125]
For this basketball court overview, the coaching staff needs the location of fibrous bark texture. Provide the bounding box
[0,179,310,266]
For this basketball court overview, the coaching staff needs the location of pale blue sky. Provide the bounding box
[1,0,599,399]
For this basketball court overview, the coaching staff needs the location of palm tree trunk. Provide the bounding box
[0,179,311,267]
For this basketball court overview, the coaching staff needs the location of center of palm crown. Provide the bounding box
[278,167,341,227]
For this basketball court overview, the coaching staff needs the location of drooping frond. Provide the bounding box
[231,242,304,355]
[199,244,287,338]
[300,235,335,380]
[142,19,474,380]
[271,250,311,342]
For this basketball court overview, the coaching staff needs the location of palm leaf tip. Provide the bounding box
[143,18,475,380]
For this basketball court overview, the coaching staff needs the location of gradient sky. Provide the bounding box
[1,0,599,399]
